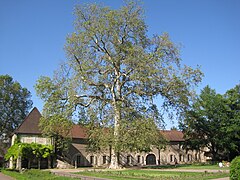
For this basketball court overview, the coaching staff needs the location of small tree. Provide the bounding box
[39,114,72,158]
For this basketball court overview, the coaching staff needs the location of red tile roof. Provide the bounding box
[15,108,185,142]
[15,107,42,134]
[70,125,88,139]
[160,130,184,142]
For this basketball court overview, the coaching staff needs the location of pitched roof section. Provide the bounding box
[15,107,42,134]
[161,130,184,142]
[71,125,88,139]
[15,108,184,142]
[70,125,184,141]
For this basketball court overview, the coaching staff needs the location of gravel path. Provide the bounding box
[0,172,15,180]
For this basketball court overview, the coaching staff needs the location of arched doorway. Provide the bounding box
[146,154,156,165]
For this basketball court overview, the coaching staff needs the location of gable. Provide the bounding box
[14,107,42,135]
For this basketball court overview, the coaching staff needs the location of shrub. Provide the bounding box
[230,156,240,180]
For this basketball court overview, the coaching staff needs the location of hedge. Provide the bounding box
[230,156,240,180]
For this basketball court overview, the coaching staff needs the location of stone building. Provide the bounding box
[10,107,208,169]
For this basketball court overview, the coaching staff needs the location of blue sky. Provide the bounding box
[1,0,240,128]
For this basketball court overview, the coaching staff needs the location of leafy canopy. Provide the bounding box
[35,1,203,157]
[0,75,32,154]
[181,85,240,161]
[39,114,73,157]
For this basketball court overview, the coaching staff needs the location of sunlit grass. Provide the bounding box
[1,169,74,180]
[76,169,229,180]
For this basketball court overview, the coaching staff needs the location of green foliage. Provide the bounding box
[39,114,72,157]
[181,86,230,161]
[230,156,240,180]
[35,77,73,157]
[35,1,203,167]
[0,75,32,152]
[224,85,240,159]
[4,143,21,161]
[181,84,240,162]
[5,142,53,161]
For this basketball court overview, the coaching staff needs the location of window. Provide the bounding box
[103,156,107,164]
[77,155,81,165]
[187,154,192,162]
[90,156,94,164]
[179,155,184,162]
[137,155,141,163]
[127,155,131,164]
[170,155,174,162]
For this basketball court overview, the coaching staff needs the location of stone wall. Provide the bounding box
[68,141,208,168]
[19,135,52,145]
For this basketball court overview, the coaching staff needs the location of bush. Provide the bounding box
[230,156,240,180]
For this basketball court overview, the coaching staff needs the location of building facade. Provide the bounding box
[10,107,208,169]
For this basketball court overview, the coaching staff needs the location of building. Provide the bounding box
[10,107,208,169]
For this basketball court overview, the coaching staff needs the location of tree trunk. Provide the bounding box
[28,159,31,169]
[109,69,122,169]
[109,102,121,169]
[109,145,112,163]
[38,158,41,169]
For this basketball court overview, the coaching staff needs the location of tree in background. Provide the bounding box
[224,84,240,160]
[35,1,202,168]
[180,85,240,162]
[0,75,32,155]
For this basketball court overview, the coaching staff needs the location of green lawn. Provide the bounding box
[176,164,230,170]
[1,169,75,180]
[1,165,230,180]
[76,169,229,180]
[144,164,230,170]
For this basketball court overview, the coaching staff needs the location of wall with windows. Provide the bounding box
[67,140,208,168]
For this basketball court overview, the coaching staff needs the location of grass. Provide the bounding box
[144,163,230,170]
[1,169,75,180]
[1,164,230,180]
[76,169,229,180]
[176,164,230,170]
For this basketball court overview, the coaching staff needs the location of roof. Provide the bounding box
[15,107,185,142]
[15,107,42,134]
[161,130,184,142]
[70,125,88,139]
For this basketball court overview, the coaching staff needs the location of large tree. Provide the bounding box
[0,75,32,154]
[35,2,202,168]
[180,86,230,161]
[224,84,240,160]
